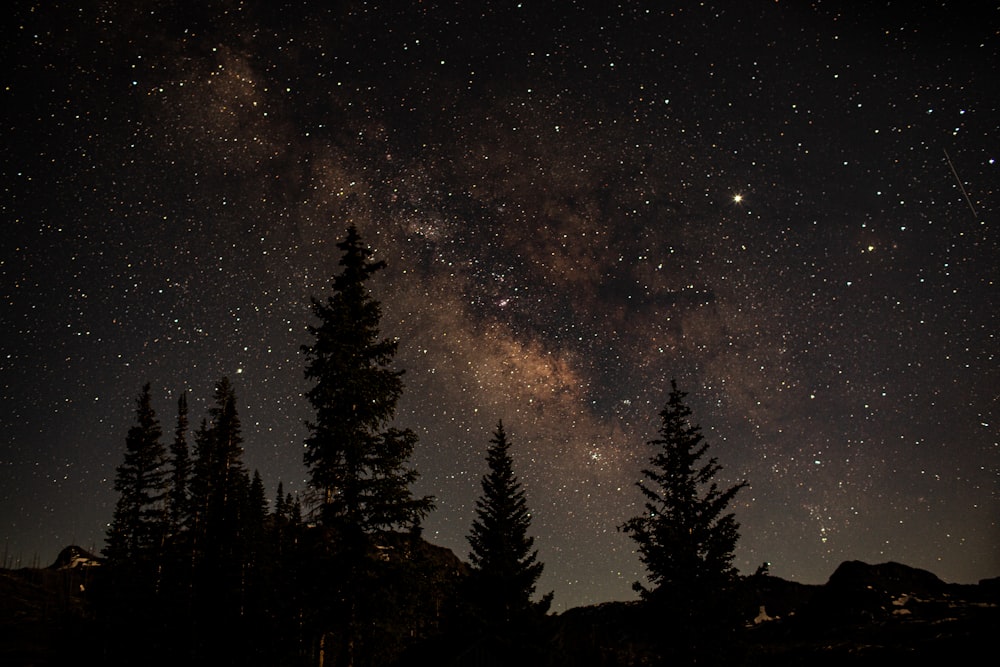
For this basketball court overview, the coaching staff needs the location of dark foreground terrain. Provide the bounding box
[2,546,997,666]
[552,561,998,666]
[739,560,1000,665]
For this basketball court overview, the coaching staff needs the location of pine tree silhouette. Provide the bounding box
[464,421,552,662]
[302,225,433,535]
[621,380,748,664]
[105,383,168,572]
[468,420,550,625]
[301,225,435,666]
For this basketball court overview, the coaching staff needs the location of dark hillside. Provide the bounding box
[0,550,100,666]
[1,551,996,666]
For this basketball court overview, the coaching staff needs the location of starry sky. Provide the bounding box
[2,1,997,611]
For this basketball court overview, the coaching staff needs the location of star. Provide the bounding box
[1,1,996,612]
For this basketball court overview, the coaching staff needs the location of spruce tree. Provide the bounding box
[100,384,171,665]
[274,481,287,524]
[188,377,247,557]
[105,383,168,568]
[467,421,551,626]
[289,493,303,527]
[620,380,748,663]
[301,226,435,667]
[245,469,268,564]
[301,225,434,534]
[185,378,254,661]
[208,376,246,516]
[161,391,194,644]
[188,417,213,560]
[166,391,191,538]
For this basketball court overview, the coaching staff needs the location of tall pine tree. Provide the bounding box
[302,225,433,534]
[105,383,168,569]
[467,421,551,626]
[166,391,190,538]
[185,378,256,663]
[244,469,268,571]
[301,226,435,667]
[188,417,213,560]
[100,384,172,665]
[620,380,748,664]
[188,377,247,559]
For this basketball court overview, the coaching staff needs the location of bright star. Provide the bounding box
[732,193,743,204]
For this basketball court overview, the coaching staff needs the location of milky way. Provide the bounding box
[2,2,997,610]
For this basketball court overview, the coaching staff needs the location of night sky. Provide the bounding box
[2,2,997,611]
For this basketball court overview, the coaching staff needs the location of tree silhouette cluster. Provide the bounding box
[102,378,307,666]
[98,226,749,667]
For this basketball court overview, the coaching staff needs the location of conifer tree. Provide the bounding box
[105,383,168,568]
[301,225,434,534]
[208,376,246,515]
[238,469,269,634]
[160,391,194,637]
[467,421,551,626]
[188,417,213,558]
[274,481,287,524]
[100,386,176,667]
[271,481,291,564]
[248,470,267,521]
[188,377,247,555]
[289,493,303,527]
[246,469,268,561]
[166,391,191,538]
[182,378,255,661]
[301,226,436,667]
[620,380,748,663]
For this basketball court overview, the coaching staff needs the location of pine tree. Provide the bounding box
[620,380,748,663]
[301,226,436,667]
[188,417,213,560]
[267,485,308,665]
[289,493,303,527]
[100,386,176,667]
[166,392,191,538]
[208,376,246,518]
[274,481,287,525]
[239,469,268,635]
[105,383,168,568]
[183,378,255,661]
[161,391,194,644]
[245,469,268,562]
[467,421,551,627]
[188,377,247,557]
[301,225,434,534]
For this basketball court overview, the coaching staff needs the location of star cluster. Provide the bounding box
[2,2,997,610]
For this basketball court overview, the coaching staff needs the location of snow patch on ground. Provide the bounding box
[753,605,776,624]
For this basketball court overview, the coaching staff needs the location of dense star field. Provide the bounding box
[2,2,997,611]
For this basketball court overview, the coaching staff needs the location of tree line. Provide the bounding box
[99,226,748,666]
